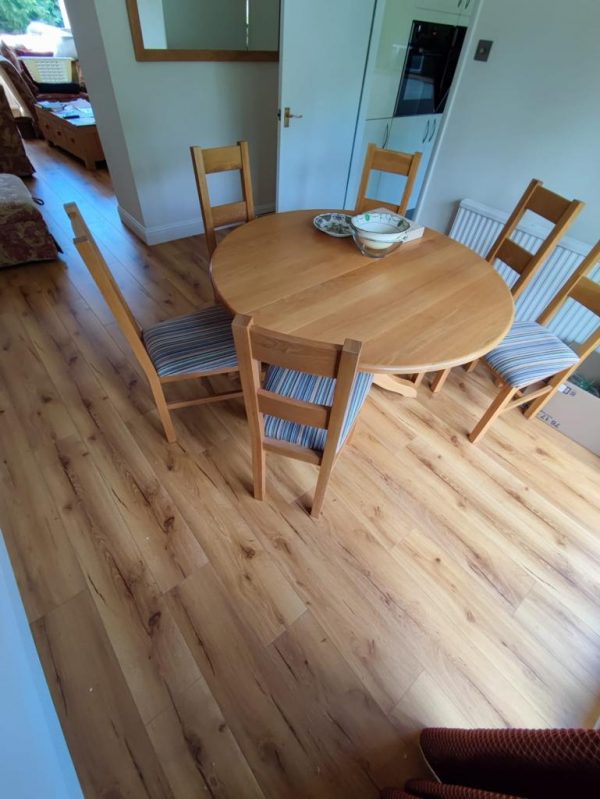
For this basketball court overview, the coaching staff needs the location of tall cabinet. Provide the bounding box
[345,0,474,214]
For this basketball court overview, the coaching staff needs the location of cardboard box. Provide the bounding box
[537,381,600,456]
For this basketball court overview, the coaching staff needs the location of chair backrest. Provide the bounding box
[232,315,362,467]
[64,202,156,377]
[355,143,422,216]
[486,179,584,301]
[190,141,255,256]
[537,238,600,361]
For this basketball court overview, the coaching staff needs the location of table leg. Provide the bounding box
[373,374,418,398]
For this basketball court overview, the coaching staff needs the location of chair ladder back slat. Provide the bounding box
[526,184,573,223]
[485,179,543,263]
[211,201,249,229]
[355,143,422,217]
[371,148,415,175]
[571,277,600,316]
[495,238,532,275]
[190,140,255,256]
[538,239,600,325]
[250,326,342,377]
[202,145,243,173]
[257,388,331,429]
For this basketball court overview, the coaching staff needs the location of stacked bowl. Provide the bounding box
[351,211,410,258]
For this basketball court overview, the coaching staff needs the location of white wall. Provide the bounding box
[64,0,144,223]
[419,0,600,245]
[0,534,83,799]
[65,0,278,244]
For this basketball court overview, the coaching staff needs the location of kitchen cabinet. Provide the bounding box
[376,113,442,213]
[416,0,474,17]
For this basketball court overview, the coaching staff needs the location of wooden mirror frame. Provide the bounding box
[126,0,279,62]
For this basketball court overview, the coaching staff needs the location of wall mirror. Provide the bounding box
[127,0,279,62]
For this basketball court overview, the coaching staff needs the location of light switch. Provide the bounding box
[474,39,493,62]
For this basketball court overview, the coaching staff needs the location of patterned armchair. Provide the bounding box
[382,727,600,798]
[0,86,34,176]
[0,174,57,267]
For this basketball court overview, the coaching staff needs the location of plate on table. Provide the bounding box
[313,213,353,238]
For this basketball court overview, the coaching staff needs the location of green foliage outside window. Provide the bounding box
[0,0,62,34]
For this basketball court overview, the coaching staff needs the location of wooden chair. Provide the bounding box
[190,141,255,256]
[65,203,242,443]
[355,143,422,216]
[232,315,374,517]
[429,179,585,395]
[469,238,600,444]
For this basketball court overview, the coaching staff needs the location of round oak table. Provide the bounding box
[211,210,514,393]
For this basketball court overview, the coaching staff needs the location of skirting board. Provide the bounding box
[118,204,275,246]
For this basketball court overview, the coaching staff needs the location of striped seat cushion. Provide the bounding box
[263,366,373,452]
[143,305,238,377]
[485,320,579,389]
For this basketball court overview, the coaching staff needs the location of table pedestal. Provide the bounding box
[373,375,418,397]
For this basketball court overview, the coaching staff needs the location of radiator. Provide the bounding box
[450,199,599,347]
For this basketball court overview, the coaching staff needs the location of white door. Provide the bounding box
[276,0,376,211]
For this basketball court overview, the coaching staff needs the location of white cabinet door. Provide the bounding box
[377,115,431,211]
[378,113,442,213]
[276,0,376,211]
[415,0,462,15]
[458,0,476,20]
[345,118,392,209]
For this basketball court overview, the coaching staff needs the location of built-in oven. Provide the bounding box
[395,20,467,117]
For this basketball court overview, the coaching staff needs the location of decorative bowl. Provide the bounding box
[313,212,353,237]
[350,211,410,258]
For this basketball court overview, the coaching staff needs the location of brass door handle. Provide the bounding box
[279,106,303,127]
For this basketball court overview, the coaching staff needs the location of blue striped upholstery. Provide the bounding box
[485,320,579,388]
[143,305,238,377]
[263,366,373,452]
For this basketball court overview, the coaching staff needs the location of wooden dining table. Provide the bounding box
[211,210,514,394]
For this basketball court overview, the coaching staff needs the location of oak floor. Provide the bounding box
[1,141,599,798]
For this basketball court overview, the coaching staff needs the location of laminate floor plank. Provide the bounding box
[31,590,174,799]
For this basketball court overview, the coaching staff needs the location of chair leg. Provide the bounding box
[253,447,266,501]
[464,358,479,373]
[523,367,572,419]
[150,381,177,443]
[431,368,450,394]
[468,384,518,444]
[311,462,334,518]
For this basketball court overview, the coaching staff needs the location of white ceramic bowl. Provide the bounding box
[351,211,410,257]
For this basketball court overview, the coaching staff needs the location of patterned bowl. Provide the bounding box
[313,213,353,237]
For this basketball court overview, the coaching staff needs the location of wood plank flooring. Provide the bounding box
[1,140,599,798]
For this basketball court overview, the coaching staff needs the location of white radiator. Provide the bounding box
[450,199,600,347]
